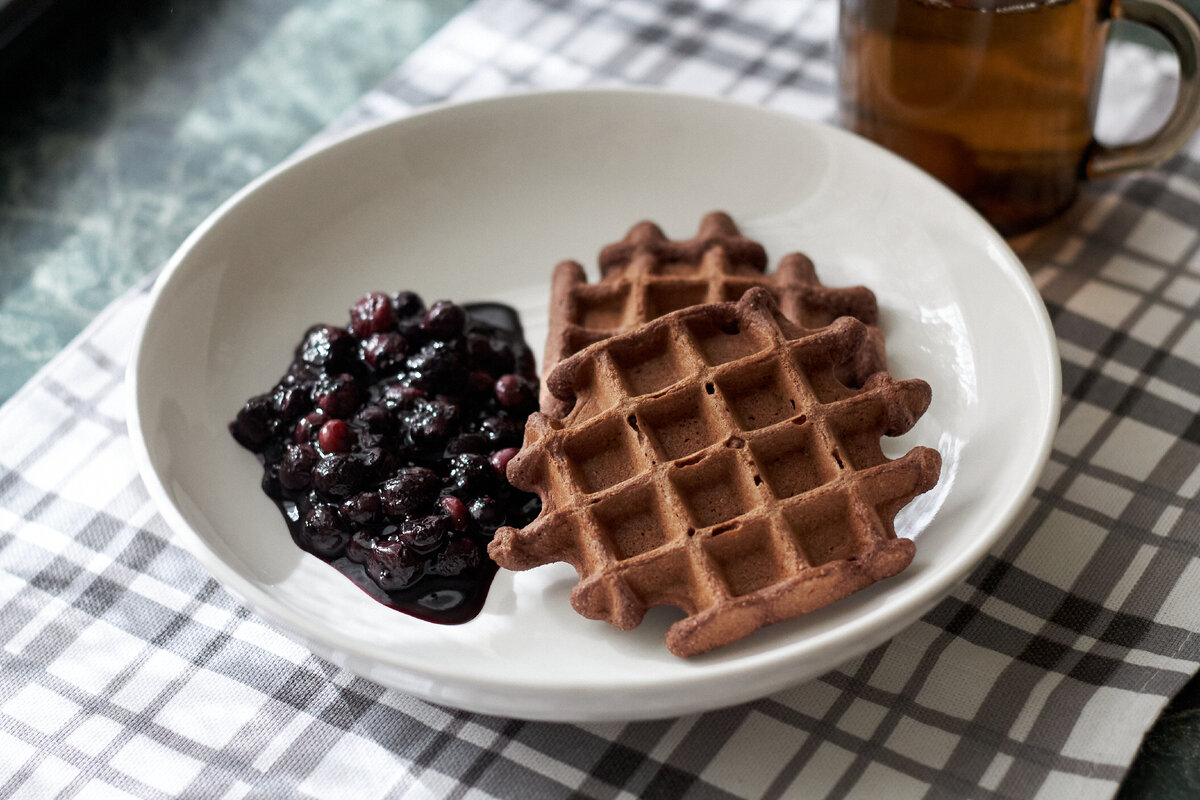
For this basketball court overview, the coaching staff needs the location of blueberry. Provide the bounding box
[428,536,481,577]
[409,399,460,446]
[293,410,325,444]
[423,301,466,339]
[296,324,355,370]
[405,340,464,391]
[348,292,395,338]
[340,491,382,525]
[318,419,356,454]
[390,290,425,321]
[382,383,425,410]
[355,427,385,451]
[494,374,534,410]
[440,496,468,531]
[463,328,517,375]
[368,539,423,590]
[279,443,319,492]
[313,373,359,417]
[273,384,313,422]
[446,433,488,456]
[448,453,495,494]
[465,334,495,367]
[399,514,449,552]
[379,466,440,516]
[489,447,520,478]
[361,331,407,370]
[303,505,350,558]
[468,496,504,527]
[479,415,523,447]
[347,530,375,564]
[356,446,395,483]
[467,369,495,393]
[230,396,276,452]
[311,454,366,499]
[354,403,393,433]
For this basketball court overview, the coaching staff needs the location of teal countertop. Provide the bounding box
[0,1,1194,796]
[0,0,468,400]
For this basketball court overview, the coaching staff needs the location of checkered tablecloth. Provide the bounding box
[3,1,1199,797]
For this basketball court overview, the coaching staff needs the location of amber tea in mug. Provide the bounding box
[838,0,1200,235]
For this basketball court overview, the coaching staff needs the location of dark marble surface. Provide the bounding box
[0,1,1195,796]
[0,0,468,401]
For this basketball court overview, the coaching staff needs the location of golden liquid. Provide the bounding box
[838,0,1109,235]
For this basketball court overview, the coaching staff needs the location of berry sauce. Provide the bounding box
[229,292,540,624]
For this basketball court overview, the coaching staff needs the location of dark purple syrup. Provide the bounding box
[230,292,540,623]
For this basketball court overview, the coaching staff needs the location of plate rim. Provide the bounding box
[125,86,1062,720]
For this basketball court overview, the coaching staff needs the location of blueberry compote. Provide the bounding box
[229,291,540,624]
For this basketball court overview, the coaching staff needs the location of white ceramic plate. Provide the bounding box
[128,89,1059,722]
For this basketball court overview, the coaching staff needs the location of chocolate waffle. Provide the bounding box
[490,288,941,658]
[541,212,885,416]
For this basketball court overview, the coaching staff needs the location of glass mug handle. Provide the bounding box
[1087,0,1200,177]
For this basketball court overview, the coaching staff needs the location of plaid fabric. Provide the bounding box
[2,0,1199,797]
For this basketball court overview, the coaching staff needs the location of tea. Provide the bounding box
[838,0,1109,235]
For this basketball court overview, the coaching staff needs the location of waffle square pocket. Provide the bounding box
[491,288,941,657]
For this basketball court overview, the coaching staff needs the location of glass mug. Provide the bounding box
[837,0,1200,236]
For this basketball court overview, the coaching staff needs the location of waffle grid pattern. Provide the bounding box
[541,213,885,416]
[494,289,939,657]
